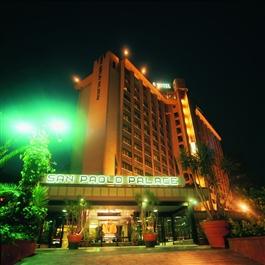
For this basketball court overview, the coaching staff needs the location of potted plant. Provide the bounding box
[65,198,90,249]
[135,189,159,247]
[0,134,53,263]
[180,143,231,248]
[227,187,265,265]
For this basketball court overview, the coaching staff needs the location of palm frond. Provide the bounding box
[32,184,48,208]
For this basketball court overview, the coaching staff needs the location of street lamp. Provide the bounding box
[141,66,147,75]
[13,118,70,139]
[123,48,129,57]
[72,75,80,83]
[238,202,250,213]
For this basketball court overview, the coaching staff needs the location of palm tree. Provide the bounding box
[135,190,159,233]
[180,143,223,220]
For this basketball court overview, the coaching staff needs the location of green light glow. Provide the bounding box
[15,121,35,134]
[3,99,76,141]
[47,118,70,134]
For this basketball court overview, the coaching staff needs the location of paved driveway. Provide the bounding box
[17,246,261,265]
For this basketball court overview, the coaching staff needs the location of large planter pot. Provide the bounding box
[0,243,21,265]
[200,220,229,248]
[0,240,36,265]
[67,233,82,249]
[143,233,158,248]
[16,240,36,259]
[228,236,265,265]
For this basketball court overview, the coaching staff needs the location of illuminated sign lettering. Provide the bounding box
[43,174,185,187]
[152,82,171,89]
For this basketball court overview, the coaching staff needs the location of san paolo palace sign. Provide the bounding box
[42,174,185,188]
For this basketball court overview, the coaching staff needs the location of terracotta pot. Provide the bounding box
[67,233,83,249]
[143,232,158,242]
[1,243,21,265]
[143,233,158,247]
[16,240,36,259]
[201,220,229,248]
[67,233,82,243]
[228,236,265,265]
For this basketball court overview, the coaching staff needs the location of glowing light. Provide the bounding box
[62,209,67,213]
[190,142,197,154]
[238,202,250,213]
[123,48,129,57]
[15,122,35,134]
[141,67,147,75]
[72,75,80,83]
[188,198,198,205]
[153,209,158,212]
[152,82,171,89]
[48,119,69,134]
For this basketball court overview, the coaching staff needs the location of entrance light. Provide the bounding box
[188,198,198,205]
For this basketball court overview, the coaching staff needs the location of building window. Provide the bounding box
[154,165,160,172]
[112,61,116,68]
[163,167,168,174]
[145,159,152,168]
[174,112,179,118]
[145,171,152,176]
[176,127,182,134]
[175,119,180,126]
[153,154,159,161]
[134,143,142,151]
[124,94,131,102]
[134,111,141,120]
[145,149,151,157]
[179,144,184,149]
[178,136,183,143]
[123,113,131,122]
[153,142,159,151]
[122,148,132,158]
[134,167,143,175]
[134,132,141,140]
[122,136,131,145]
[122,162,132,171]
[134,121,141,129]
[134,154,143,163]
[123,123,131,133]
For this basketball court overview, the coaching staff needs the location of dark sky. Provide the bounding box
[0,1,264,186]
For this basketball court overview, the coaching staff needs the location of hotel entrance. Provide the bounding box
[41,174,201,247]
[86,207,135,245]
[44,202,197,248]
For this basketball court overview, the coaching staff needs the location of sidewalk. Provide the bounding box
[17,246,262,265]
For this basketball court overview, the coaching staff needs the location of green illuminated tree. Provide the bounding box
[0,140,27,169]
[0,133,54,242]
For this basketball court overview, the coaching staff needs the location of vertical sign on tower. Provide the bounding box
[96,57,103,100]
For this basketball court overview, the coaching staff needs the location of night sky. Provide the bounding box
[0,1,264,186]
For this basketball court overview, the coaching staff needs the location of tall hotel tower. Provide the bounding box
[72,51,228,195]
[44,51,229,245]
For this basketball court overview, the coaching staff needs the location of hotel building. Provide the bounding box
[42,51,229,246]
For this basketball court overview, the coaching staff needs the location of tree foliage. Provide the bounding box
[0,133,54,243]
[180,142,225,220]
[135,189,159,233]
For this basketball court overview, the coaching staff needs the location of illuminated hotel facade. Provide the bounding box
[43,51,229,246]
